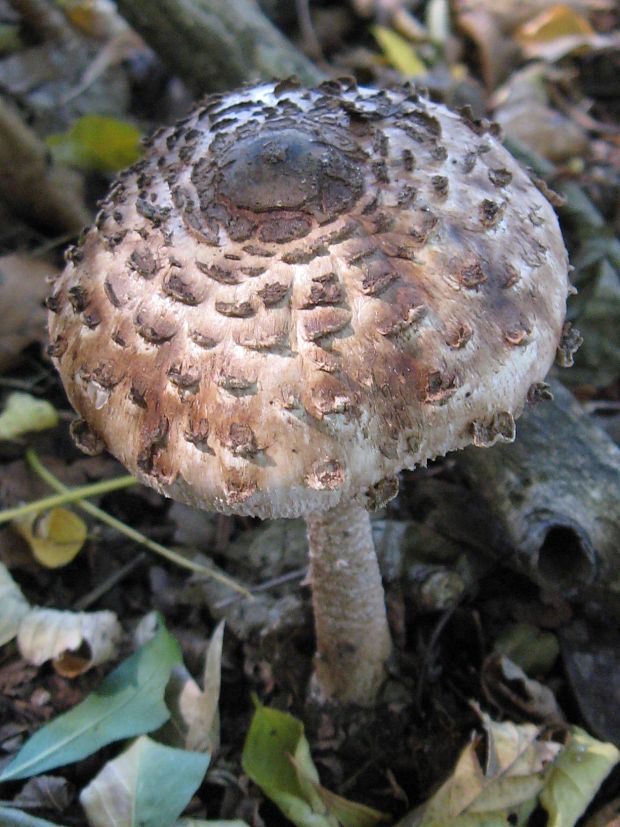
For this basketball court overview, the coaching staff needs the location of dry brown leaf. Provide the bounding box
[0,254,56,372]
[515,3,620,60]
[492,65,589,161]
[481,654,565,724]
[13,775,73,812]
[17,607,122,677]
[454,0,610,34]
[454,0,612,86]
[60,0,130,38]
[160,621,224,753]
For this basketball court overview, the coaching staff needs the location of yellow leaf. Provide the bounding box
[541,728,620,827]
[59,0,101,36]
[418,713,561,825]
[516,4,593,46]
[14,507,87,568]
[371,26,427,77]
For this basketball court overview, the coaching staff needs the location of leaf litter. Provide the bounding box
[1,0,620,826]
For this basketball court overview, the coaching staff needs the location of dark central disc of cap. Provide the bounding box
[214,129,365,222]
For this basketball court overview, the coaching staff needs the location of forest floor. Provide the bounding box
[1,2,620,826]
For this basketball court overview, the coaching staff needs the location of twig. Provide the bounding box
[73,552,147,610]
[26,449,252,598]
[0,473,137,525]
[214,566,306,609]
[414,607,455,712]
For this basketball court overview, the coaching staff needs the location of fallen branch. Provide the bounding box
[454,380,620,609]
[114,0,324,95]
[0,97,91,235]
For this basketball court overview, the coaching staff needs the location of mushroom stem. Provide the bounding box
[306,502,392,706]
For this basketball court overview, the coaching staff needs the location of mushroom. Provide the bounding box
[48,79,572,706]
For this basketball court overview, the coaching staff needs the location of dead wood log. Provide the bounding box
[454,379,620,610]
[0,96,91,235]
[114,0,324,95]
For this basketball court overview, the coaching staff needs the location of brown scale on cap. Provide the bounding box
[49,80,572,519]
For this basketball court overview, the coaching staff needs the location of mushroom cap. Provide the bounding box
[48,80,570,519]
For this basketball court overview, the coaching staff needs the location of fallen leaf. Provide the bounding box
[0,561,30,646]
[405,713,561,826]
[492,65,589,162]
[515,4,620,60]
[0,23,21,55]
[0,254,55,373]
[454,0,612,85]
[0,808,71,826]
[80,735,210,827]
[13,509,87,569]
[13,775,72,812]
[0,394,59,441]
[175,821,250,827]
[160,621,224,753]
[516,3,594,42]
[17,607,121,677]
[541,728,620,827]
[46,114,142,173]
[57,0,130,38]
[482,655,564,724]
[454,0,610,34]
[493,622,560,676]
[242,704,388,827]
[0,617,181,781]
[371,26,427,76]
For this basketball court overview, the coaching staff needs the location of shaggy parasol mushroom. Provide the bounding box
[48,79,573,706]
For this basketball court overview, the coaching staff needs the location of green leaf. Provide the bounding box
[0,617,181,781]
[540,727,620,827]
[0,808,69,827]
[46,114,142,173]
[80,735,210,827]
[493,623,559,676]
[175,821,250,827]
[371,26,426,77]
[0,23,21,55]
[0,393,58,440]
[242,704,388,827]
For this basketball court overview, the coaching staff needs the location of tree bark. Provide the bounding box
[455,380,620,609]
[306,502,392,706]
[115,0,324,96]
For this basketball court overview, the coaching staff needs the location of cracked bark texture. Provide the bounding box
[115,0,324,95]
[306,502,392,705]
